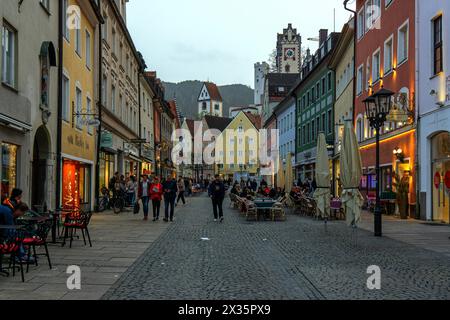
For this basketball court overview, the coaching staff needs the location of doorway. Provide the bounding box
[32,126,51,209]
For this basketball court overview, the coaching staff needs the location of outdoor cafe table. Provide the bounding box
[253,199,277,220]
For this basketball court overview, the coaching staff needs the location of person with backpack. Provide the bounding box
[162,175,178,222]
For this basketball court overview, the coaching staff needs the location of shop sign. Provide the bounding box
[387,92,410,123]
[124,143,139,157]
[434,172,441,189]
[101,132,113,148]
[445,171,450,189]
[142,144,153,160]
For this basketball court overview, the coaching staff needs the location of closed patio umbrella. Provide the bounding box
[340,121,364,227]
[276,156,285,190]
[313,133,330,219]
[285,153,294,194]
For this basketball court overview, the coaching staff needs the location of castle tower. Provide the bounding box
[276,24,302,73]
[254,62,269,105]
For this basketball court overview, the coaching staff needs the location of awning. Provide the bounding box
[126,154,142,163]
[0,113,32,132]
[101,147,118,154]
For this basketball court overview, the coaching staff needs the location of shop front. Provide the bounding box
[1,142,19,201]
[62,157,92,212]
[430,132,450,224]
[360,128,416,217]
[141,143,154,176]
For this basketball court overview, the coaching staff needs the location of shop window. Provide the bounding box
[62,160,91,211]
[432,132,450,223]
[0,143,18,201]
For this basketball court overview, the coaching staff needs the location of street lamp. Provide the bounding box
[363,88,395,237]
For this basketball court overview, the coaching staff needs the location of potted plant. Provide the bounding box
[392,173,409,219]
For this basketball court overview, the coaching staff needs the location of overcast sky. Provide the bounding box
[127,0,356,88]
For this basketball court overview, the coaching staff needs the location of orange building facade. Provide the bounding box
[355,0,417,217]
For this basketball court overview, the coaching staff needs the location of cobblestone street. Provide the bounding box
[103,195,450,300]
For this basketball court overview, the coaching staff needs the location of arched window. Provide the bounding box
[356,115,364,142]
[39,42,56,108]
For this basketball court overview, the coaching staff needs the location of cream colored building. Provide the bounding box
[98,0,143,188]
[328,19,354,196]
[0,0,58,209]
[140,73,156,175]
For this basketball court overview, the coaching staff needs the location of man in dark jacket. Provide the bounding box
[208,175,225,222]
[162,175,178,222]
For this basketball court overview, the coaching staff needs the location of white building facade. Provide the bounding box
[417,0,450,223]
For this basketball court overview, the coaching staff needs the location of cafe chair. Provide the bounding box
[23,219,53,272]
[0,230,25,282]
[62,210,93,248]
[271,203,286,221]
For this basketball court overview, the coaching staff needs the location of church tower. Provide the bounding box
[276,24,302,73]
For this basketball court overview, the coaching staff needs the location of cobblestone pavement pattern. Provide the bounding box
[103,195,450,300]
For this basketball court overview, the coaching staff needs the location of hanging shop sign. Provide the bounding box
[101,131,113,148]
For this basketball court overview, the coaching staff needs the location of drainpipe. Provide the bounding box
[55,0,64,211]
[95,2,104,212]
[343,0,357,126]
[414,0,421,220]
[137,72,142,182]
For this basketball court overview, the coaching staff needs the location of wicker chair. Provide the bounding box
[246,203,258,221]
[271,203,286,221]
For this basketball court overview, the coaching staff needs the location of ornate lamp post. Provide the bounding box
[363,88,395,237]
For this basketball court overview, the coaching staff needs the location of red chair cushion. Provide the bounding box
[23,237,44,245]
[0,243,20,254]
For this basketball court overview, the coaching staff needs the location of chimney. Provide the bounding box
[319,29,328,46]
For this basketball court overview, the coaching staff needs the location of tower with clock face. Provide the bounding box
[276,24,302,74]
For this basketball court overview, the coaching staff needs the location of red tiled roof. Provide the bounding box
[185,119,195,137]
[244,112,262,130]
[204,82,223,102]
[167,100,181,129]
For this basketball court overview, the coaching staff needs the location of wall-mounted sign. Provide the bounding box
[101,132,113,148]
[434,172,441,189]
[445,171,450,189]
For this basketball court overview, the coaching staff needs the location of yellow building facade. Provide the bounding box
[216,112,259,181]
[61,0,101,211]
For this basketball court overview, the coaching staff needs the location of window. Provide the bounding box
[316,83,320,99]
[372,50,381,82]
[112,28,116,55]
[357,8,365,39]
[87,97,93,134]
[215,104,220,111]
[111,85,116,113]
[372,0,381,22]
[102,15,108,41]
[85,30,91,69]
[102,75,107,106]
[311,121,315,141]
[75,27,81,56]
[2,22,17,87]
[365,0,373,32]
[385,0,393,8]
[398,21,409,64]
[62,75,70,121]
[1,143,18,199]
[63,0,69,41]
[327,72,332,91]
[433,16,443,75]
[75,88,82,129]
[321,78,326,95]
[311,87,315,102]
[322,114,326,134]
[202,102,207,111]
[356,118,364,142]
[327,110,332,134]
[384,36,393,73]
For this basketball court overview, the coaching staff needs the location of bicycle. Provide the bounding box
[98,187,110,212]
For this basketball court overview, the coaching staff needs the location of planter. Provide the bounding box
[397,194,409,219]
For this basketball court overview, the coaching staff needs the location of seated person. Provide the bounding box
[0,202,30,261]
[230,184,240,196]
[269,188,278,199]
[263,186,271,197]
[240,187,249,199]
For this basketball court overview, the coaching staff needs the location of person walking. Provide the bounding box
[126,175,137,206]
[162,175,177,222]
[208,174,225,223]
[150,177,163,221]
[138,175,151,221]
[176,177,186,206]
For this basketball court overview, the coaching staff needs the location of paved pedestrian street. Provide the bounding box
[102,195,450,300]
